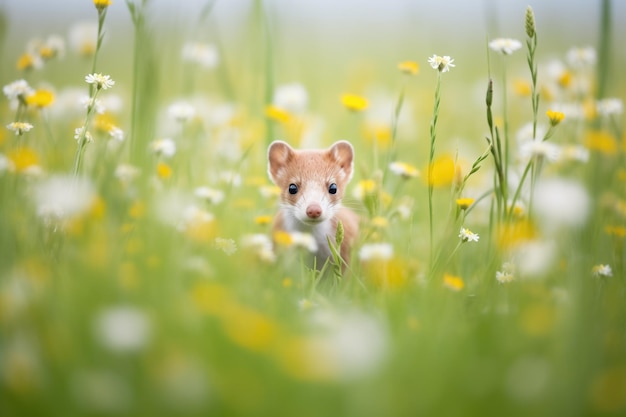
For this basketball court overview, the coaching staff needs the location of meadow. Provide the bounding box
[1,1,625,416]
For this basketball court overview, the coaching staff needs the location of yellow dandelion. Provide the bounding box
[341,94,368,112]
[443,273,464,291]
[265,105,291,124]
[94,0,112,10]
[94,113,118,133]
[273,230,293,247]
[128,200,145,219]
[558,70,573,88]
[426,154,456,187]
[589,367,626,413]
[496,219,537,249]
[513,79,532,97]
[156,161,172,179]
[546,109,565,126]
[456,197,475,210]
[398,61,419,75]
[7,147,39,172]
[357,179,377,195]
[363,123,392,149]
[222,305,279,352]
[25,89,55,108]
[254,215,273,226]
[16,53,38,71]
[605,225,626,238]
[371,216,389,228]
[584,130,618,155]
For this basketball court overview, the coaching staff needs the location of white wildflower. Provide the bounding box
[108,126,125,142]
[167,101,196,123]
[359,243,393,261]
[214,237,237,256]
[459,227,480,243]
[566,46,596,68]
[533,178,590,231]
[6,122,34,136]
[194,186,225,205]
[273,83,309,114]
[592,264,612,278]
[94,306,151,353]
[489,38,523,55]
[85,73,115,90]
[114,164,141,183]
[290,231,318,253]
[32,175,96,221]
[74,127,93,143]
[150,138,176,158]
[428,55,455,73]
[389,161,419,179]
[181,42,219,69]
[596,98,623,117]
[496,262,515,283]
[3,79,34,101]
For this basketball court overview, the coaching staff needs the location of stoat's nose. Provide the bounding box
[306,203,322,219]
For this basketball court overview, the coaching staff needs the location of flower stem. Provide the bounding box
[428,72,442,272]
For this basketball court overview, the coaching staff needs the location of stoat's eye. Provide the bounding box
[328,183,337,194]
[288,184,298,195]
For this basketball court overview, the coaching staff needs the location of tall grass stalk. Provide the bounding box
[524,6,540,216]
[427,71,442,272]
[72,3,109,176]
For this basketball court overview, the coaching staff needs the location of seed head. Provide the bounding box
[525,6,536,39]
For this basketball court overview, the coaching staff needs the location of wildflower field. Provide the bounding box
[1,0,626,416]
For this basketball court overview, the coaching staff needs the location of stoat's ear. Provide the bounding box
[267,140,294,183]
[328,140,354,181]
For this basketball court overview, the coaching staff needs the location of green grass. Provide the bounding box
[1,2,625,417]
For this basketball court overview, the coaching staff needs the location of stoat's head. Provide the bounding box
[268,140,354,225]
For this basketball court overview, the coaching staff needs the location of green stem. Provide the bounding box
[428,72,442,273]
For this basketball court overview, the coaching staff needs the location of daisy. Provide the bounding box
[389,161,419,179]
[428,55,455,73]
[74,127,93,143]
[6,122,34,136]
[592,264,612,278]
[85,73,115,90]
[489,38,523,55]
[150,138,176,158]
[459,227,479,243]
[3,79,34,101]
[596,98,623,117]
[359,243,393,261]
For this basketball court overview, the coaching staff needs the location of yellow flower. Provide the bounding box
[398,61,419,75]
[25,89,55,108]
[605,225,626,238]
[273,230,293,247]
[16,53,38,71]
[254,215,273,225]
[94,113,117,133]
[443,273,464,291]
[584,130,618,155]
[513,79,532,97]
[363,123,391,149]
[265,105,291,124]
[371,216,388,228]
[558,70,573,88]
[94,0,112,10]
[341,94,368,112]
[496,219,537,249]
[7,147,39,172]
[456,197,475,210]
[426,154,456,187]
[281,278,293,288]
[363,257,409,290]
[222,305,279,352]
[546,109,565,126]
[156,161,172,179]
